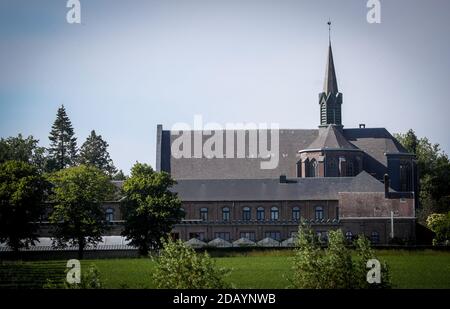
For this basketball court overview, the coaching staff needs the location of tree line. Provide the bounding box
[0,105,123,179]
[0,106,182,259]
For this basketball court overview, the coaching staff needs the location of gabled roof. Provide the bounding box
[301,125,358,152]
[185,238,207,248]
[233,238,256,247]
[207,238,232,248]
[257,237,281,247]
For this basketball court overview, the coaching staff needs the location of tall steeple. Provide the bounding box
[319,21,343,127]
[323,43,338,94]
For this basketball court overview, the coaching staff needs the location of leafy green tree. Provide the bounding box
[395,129,442,176]
[0,134,47,171]
[321,230,354,288]
[0,161,49,254]
[48,105,78,171]
[153,238,231,289]
[395,130,450,221]
[48,165,114,259]
[291,225,323,288]
[291,224,391,289]
[353,236,391,289]
[78,130,117,177]
[121,163,182,255]
[426,212,450,245]
[395,129,418,155]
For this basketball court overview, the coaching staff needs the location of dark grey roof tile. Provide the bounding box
[172,171,385,201]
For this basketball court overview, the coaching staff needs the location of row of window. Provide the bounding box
[106,206,328,223]
[189,206,326,222]
[189,230,381,244]
[345,231,380,244]
[190,231,286,242]
[301,158,359,178]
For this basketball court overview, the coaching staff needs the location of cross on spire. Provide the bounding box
[327,19,332,45]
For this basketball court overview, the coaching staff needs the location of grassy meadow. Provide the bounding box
[1,250,450,289]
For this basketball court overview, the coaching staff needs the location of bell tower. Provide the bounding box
[319,21,343,127]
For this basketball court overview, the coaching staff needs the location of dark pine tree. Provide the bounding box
[112,170,127,180]
[79,130,117,177]
[48,105,78,171]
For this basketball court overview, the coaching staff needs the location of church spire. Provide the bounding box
[319,20,343,127]
[323,21,338,94]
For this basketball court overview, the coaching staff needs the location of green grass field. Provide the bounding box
[1,250,450,289]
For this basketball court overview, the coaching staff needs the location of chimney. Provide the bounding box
[384,174,390,198]
[359,124,366,129]
[279,175,287,183]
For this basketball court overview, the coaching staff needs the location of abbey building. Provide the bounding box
[153,39,417,245]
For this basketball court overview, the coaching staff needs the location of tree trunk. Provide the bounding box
[78,238,84,260]
[139,243,149,256]
[11,238,20,260]
[13,247,20,260]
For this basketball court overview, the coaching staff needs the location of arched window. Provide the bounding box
[355,157,361,175]
[327,157,338,177]
[200,208,208,221]
[222,207,230,222]
[345,231,353,241]
[308,159,317,178]
[347,160,354,177]
[400,161,413,192]
[242,207,251,221]
[270,207,279,221]
[292,207,300,221]
[296,161,302,177]
[371,231,380,244]
[257,207,265,221]
[315,206,324,221]
[105,208,114,223]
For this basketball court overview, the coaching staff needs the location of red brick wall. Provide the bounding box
[338,192,414,218]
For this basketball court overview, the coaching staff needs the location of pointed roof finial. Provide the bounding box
[323,19,338,94]
[327,19,332,45]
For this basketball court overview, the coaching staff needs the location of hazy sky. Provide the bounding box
[1,0,449,173]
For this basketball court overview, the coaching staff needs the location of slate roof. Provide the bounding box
[343,128,409,168]
[160,127,410,180]
[323,43,339,94]
[301,125,358,151]
[171,171,386,202]
[166,129,318,180]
